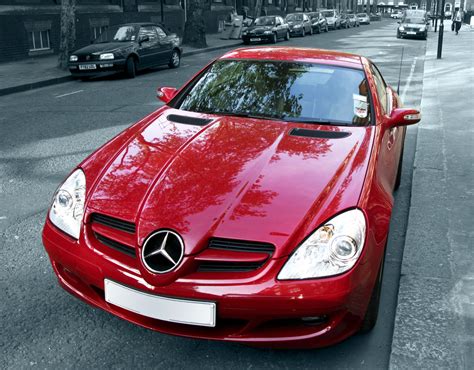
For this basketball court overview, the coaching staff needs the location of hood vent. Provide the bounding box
[289,128,351,139]
[167,114,212,127]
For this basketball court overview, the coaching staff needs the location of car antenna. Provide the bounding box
[397,46,404,95]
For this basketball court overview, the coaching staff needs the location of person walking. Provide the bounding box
[452,7,464,35]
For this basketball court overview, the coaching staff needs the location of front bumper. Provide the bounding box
[68,59,127,77]
[242,34,274,43]
[398,29,427,39]
[42,218,376,349]
[289,27,304,36]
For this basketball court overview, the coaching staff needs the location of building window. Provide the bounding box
[29,30,50,51]
[92,25,108,40]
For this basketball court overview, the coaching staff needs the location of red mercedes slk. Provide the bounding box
[42,47,420,348]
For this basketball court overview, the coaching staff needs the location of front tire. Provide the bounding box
[168,49,181,69]
[360,245,386,333]
[325,25,329,32]
[125,56,136,78]
[302,28,306,37]
[285,30,290,41]
[310,27,313,35]
[272,32,277,44]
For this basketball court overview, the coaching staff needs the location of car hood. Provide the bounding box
[247,25,273,31]
[74,42,132,55]
[287,20,303,25]
[85,108,373,257]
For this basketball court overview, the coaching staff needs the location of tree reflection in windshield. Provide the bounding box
[179,60,371,126]
[94,25,137,43]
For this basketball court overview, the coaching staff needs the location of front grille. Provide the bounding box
[208,238,275,254]
[198,261,263,272]
[94,233,136,258]
[195,238,275,273]
[91,213,136,233]
[77,54,100,62]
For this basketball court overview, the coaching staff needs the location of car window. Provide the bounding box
[154,26,167,39]
[370,64,388,115]
[322,10,335,17]
[254,17,275,26]
[139,26,158,44]
[178,60,371,126]
[93,25,137,43]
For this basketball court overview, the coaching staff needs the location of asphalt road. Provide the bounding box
[0,20,427,369]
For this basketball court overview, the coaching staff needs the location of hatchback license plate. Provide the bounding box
[79,64,97,70]
[407,31,417,35]
[104,279,216,327]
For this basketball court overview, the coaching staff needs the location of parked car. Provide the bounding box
[370,13,382,21]
[307,11,329,33]
[68,23,182,79]
[347,13,360,27]
[285,13,313,36]
[357,13,371,25]
[340,14,351,28]
[321,9,341,29]
[43,46,421,349]
[391,11,404,19]
[242,16,290,44]
[396,16,429,39]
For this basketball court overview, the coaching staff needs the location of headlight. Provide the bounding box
[99,53,114,60]
[69,55,78,62]
[419,26,426,31]
[294,24,302,28]
[399,26,405,31]
[49,169,86,239]
[278,209,366,280]
[264,30,273,34]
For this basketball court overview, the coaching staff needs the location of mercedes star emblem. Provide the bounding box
[141,230,184,274]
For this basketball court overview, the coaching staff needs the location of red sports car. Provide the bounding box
[42,47,420,348]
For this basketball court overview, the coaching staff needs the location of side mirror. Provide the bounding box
[387,108,421,127]
[157,86,178,104]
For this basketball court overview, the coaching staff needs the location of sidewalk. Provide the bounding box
[0,33,242,96]
[389,25,473,369]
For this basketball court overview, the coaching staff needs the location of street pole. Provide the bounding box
[437,0,446,59]
[434,0,438,32]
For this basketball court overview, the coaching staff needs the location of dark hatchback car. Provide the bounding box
[69,23,182,79]
[242,16,290,44]
[307,12,329,33]
[285,13,313,36]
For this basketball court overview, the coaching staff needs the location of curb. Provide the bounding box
[0,40,243,97]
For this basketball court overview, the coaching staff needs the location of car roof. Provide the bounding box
[219,47,363,69]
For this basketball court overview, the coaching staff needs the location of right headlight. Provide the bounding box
[278,209,366,280]
[69,55,78,62]
[49,169,86,239]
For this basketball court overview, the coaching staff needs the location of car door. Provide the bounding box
[303,14,311,32]
[275,17,283,38]
[137,26,160,68]
[154,25,173,65]
[370,63,403,189]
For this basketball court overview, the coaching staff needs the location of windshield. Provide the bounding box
[94,25,138,43]
[322,10,335,18]
[286,14,304,21]
[253,17,275,26]
[357,13,367,17]
[178,60,371,126]
[403,18,425,24]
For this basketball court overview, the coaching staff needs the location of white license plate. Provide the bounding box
[79,64,97,70]
[250,38,261,42]
[407,31,417,35]
[104,279,216,327]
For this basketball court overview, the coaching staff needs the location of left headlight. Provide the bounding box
[49,169,86,239]
[278,209,366,280]
[399,26,405,31]
[69,55,78,62]
[99,53,114,60]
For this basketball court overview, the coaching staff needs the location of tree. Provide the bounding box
[58,0,76,69]
[183,0,210,48]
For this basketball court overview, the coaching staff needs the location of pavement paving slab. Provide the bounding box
[389,24,474,370]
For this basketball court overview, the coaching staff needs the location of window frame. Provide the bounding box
[29,29,51,51]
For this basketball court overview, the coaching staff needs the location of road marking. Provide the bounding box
[55,90,83,98]
[401,57,417,103]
